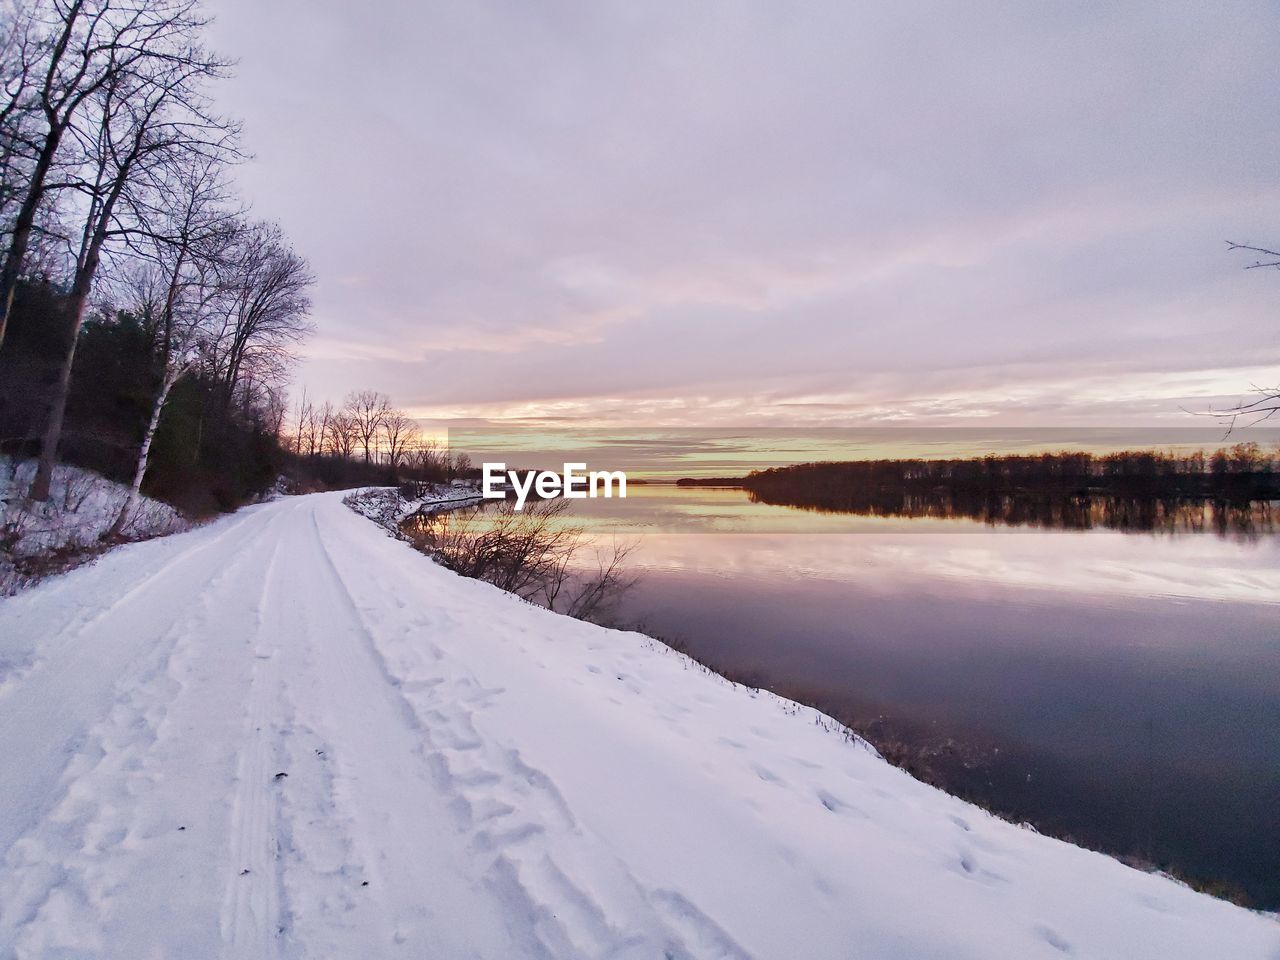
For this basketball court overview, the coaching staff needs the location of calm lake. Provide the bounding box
[551,484,1280,906]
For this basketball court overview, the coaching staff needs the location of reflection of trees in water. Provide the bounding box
[731,449,1280,538]
[745,489,1276,539]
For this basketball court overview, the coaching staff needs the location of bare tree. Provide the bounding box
[1212,241,1280,431]
[0,0,227,351]
[405,435,448,480]
[344,389,388,464]
[314,399,334,455]
[557,540,638,624]
[0,1,41,245]
[28,0,236,500]
[203,219,313,415]
[290,387,317,455]
[324,410,357,460]
[380,408,418,470]
[262,382,287,440]
[107,155,235,536]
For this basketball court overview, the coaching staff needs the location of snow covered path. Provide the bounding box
[0,493,1275,959]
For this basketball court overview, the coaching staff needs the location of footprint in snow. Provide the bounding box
[816,789,848,814]
[1034,924,1072,953]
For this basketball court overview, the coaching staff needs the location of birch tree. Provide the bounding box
[107,154,233,537]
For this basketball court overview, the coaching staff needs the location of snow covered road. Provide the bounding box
[0,492,1275,959]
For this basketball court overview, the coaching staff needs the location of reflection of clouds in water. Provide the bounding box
[631,531,1280,606]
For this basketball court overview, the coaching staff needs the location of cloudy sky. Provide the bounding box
[206,0,1280,428]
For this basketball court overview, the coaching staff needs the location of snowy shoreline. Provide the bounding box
[348,481,1279,914]
[343,482,485,534]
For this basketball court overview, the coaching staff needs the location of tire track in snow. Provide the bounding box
[220,514,291,958]
[0,506,289,958]
[0,505,287,862]
[292,500,529,956]
[0,506,266,696]
[247,502,401,957]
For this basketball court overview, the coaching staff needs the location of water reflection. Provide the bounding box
[561,486,1280,905]
[412,485,1280,902]
[743,489,1276,539]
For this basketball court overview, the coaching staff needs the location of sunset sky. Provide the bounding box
[207,0,1280,429]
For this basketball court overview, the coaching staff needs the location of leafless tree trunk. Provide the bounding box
[291,387,310,454]
[1,0,218,351]
[205,220,313,415]
[264,384,288,441]
[315,400,334,456]
[108,156,234,534]
[29,11,235,500]
[107,359,178,537]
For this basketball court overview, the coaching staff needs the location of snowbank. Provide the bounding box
[1,457,188,594]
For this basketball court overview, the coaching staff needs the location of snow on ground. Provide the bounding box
[0,492,1274,959]
[343,482,483,533]
[1,457,188,595]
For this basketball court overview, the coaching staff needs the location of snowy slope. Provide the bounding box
[0,493,1274,959]
[1,457,188,594]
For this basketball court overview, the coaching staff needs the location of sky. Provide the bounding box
[205,0,1280,430]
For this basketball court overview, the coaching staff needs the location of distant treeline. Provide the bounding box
[678,447,1280,499]
[739,447,1279,501]
[283,389,478,493]
[672,449,1280,535]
